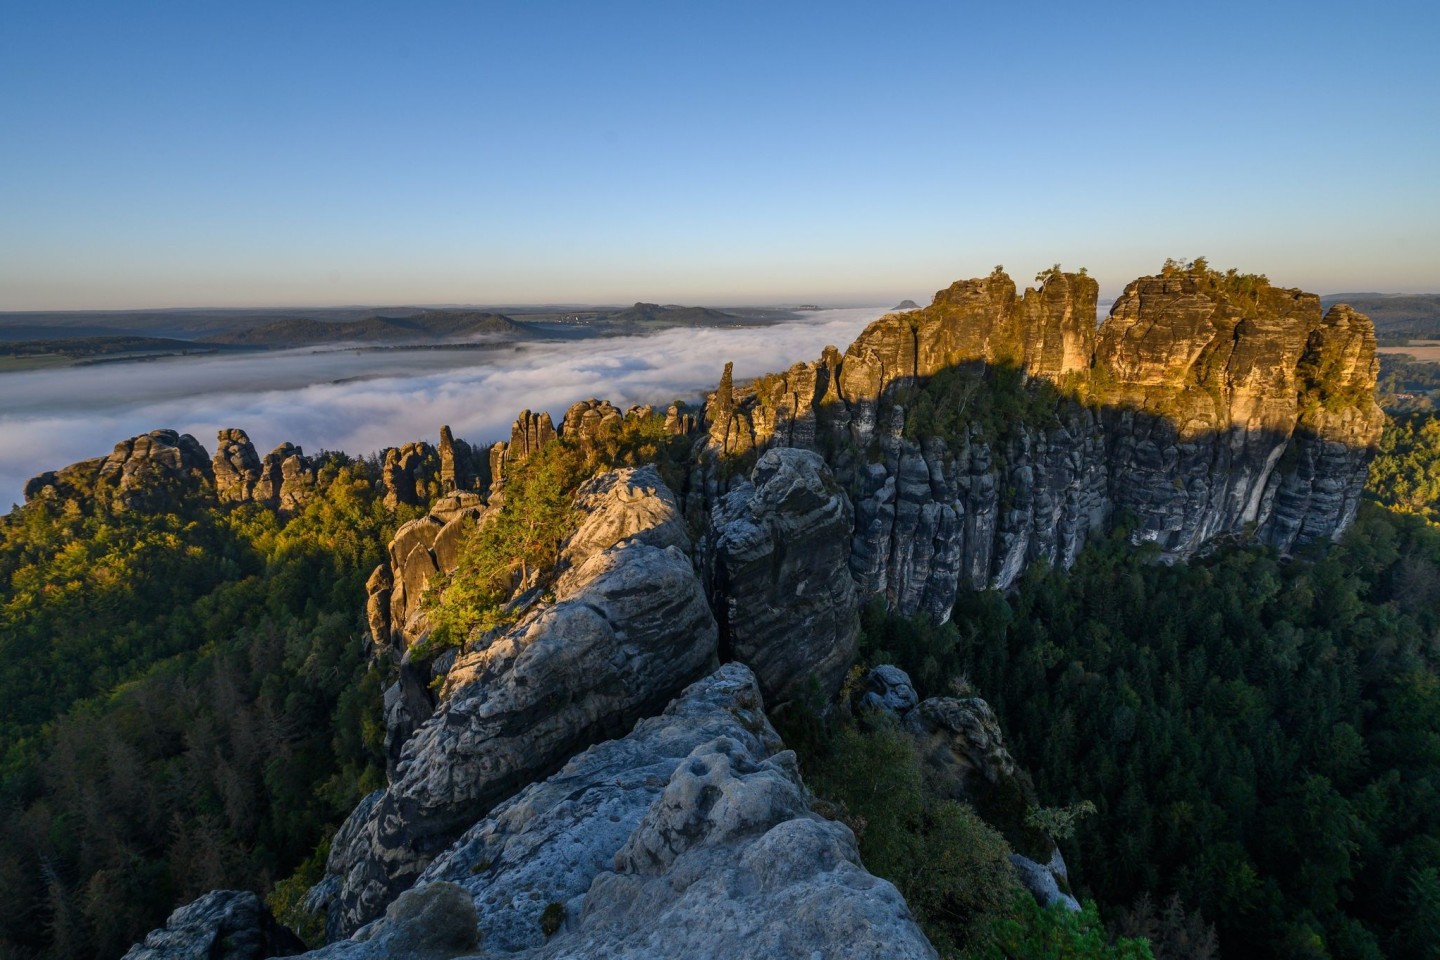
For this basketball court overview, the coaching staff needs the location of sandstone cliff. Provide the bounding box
[697,265,1384,617]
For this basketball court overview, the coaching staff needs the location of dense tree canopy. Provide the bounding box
[865,506,1440,959]
[0,461,400,959]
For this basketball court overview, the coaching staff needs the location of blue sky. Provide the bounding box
[2,0,1437,309]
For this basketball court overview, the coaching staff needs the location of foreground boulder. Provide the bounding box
[121,890,304,960]
[709,447,860,703]
[299,664,936,960]
[313,468,719,940]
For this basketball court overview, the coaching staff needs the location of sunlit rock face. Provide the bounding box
[24,428,214,511]
[697,267,1383,615]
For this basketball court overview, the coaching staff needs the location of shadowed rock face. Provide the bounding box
[708,448,860,703]
[121,890,304,960]
[698,267,1384,615]
[313,467,719,941]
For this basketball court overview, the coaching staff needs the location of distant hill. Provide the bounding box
[202,310,527,347]
[893,300,920,310]
[0,335,217,360]
[598,302,752,329]
[1322,293,1440,342]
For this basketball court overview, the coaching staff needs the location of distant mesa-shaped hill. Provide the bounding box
[1321,292,1440,342]
[892,299,920,310]
[598,302,751,328]
[201,310,527,347]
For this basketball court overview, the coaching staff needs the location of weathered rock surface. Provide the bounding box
[296,665,935,960]
[314,469,718,940]
[302,883,478,960]
[696,267,1384,613]
[381,441,441,508]
[24,429,213,510]
[858,664,1078,912]
[861,664,919,714]
[488,410,557,494]
[213,428,265,503]
[904,694,1076,909]
[708,447,860,703]
[121,890,304,960]
[416,663,782,953]
[439,425,489,494]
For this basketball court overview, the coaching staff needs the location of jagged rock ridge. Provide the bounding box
[698,266,1385,617]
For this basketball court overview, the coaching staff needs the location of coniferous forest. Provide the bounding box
[1,408,1439,959]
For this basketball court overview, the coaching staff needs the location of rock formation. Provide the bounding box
[210,429,322,510]
[859,665,1080,912]
[488,410,557,495]
[295,666,936,960]
[313,467,718,940]
[439,425,489,494]
[707,448,860,702]
[380,441,441,508]
[121,890,304,960]
[103,262,1387,960]
[697,266,1384,616]
[213,428,265,503]
[24,429,213,511]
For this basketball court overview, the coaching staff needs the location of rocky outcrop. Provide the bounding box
[488,410,557,494]
[260,442,319,510]
[213,428,265,503]
[301,884,478,960]
[314,468,718,940]
[381,441,441,508]
[415,664,783,953]
[24,429,213,511]
[294,665,935,960]
[438,425,489,495]
[859,665,1079,912]
[697,267,1384,614]
[210,429,320,510]
[708,448,860,703]
[371,492,488,655]
[121,890,304,960]
[664,400,699,436]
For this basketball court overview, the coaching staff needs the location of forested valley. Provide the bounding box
[2,400,1439,959]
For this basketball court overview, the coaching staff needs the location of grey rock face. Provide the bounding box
[1011,849,1081,912]
[302,883,478,960]
[297,664,935,960]
[709,448,861,703]
[860,664,919,714]
[417,663,781,953]
[315,470,718,940]
[539,737,935,960]
[121,890,303,960]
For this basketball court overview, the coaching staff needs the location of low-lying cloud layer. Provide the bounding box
[0,307,887,509]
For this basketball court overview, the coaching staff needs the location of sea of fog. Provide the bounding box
[0,306,889,509]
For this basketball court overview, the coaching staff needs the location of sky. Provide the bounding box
[0,307,886,507]
[1,0,1438,309]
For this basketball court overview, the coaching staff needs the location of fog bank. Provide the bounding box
[0,307,887,509]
